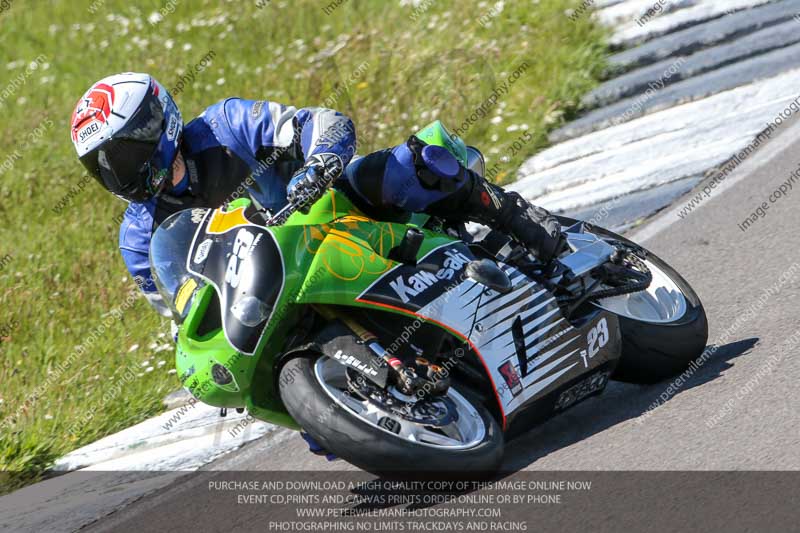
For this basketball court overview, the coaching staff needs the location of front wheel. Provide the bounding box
[279,354,504,476]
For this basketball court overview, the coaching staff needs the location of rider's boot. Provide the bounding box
[300,431,338,461]
[419,150,564,262]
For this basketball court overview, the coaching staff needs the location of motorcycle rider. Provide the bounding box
[71,72,562,316]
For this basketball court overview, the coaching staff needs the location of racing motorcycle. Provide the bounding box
[150,167,708,475]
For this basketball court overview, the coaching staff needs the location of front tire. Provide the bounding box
[279,354,504,476]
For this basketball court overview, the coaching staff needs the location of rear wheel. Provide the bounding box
[279,354,504,476]
[568,220,709,384]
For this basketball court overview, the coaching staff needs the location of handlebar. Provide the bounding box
[264,201,301,226]
[264,166,339,226]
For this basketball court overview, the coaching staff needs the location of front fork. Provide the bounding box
[313,305,448,396]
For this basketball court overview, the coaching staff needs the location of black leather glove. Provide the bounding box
[286,153,344,212]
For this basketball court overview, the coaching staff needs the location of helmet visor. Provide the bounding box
[79,138,166,202]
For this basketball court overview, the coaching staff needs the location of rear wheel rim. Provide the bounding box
[313,357,487,450]
[592,257,687,323]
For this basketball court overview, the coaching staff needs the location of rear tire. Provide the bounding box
[279,355,504,477]
[608,287,708,384]
[558,217,709,384]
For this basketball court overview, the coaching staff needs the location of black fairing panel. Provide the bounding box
[188,218,284,355]
[358,242,475,312]
[504,307,622,437]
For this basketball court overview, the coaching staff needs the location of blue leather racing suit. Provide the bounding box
[119,98,358,313]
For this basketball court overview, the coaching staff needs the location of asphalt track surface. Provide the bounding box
[74,106,800,533]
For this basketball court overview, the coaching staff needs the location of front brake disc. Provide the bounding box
[345,367,457,427]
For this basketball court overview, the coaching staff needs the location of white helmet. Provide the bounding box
[70,72,183,202]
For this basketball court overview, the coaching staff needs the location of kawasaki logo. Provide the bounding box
[389,249,470,304]
[332,349,378,377]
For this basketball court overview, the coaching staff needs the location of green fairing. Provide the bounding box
[173,189,459,429]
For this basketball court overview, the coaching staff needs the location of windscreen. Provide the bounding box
[149,208,209,321]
